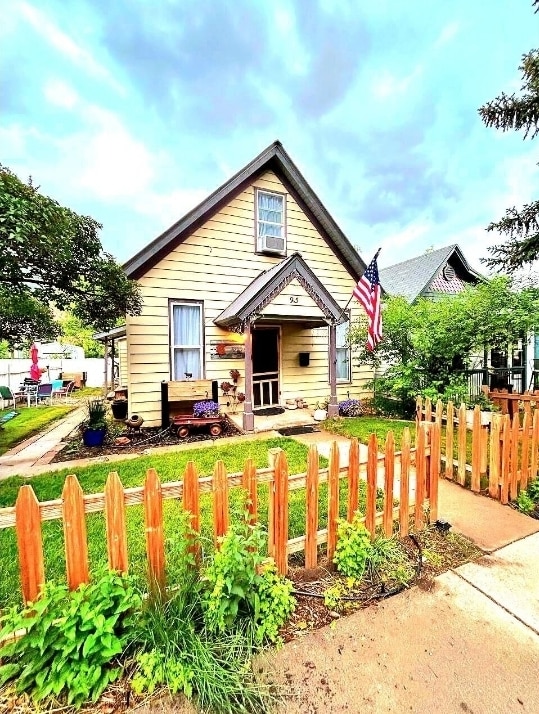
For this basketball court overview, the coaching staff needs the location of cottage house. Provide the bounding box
[380,244,533,394]
[118,141,373,430]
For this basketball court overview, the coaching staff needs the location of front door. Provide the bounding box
[252,327,279,407]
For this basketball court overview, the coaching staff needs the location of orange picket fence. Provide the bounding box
[416,396,539,502]
[0,428,440,606]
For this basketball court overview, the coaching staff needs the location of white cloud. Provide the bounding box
[19,2,124,93]
[435,21,460,48]
[372,65,423,99]
[43,78,79,109]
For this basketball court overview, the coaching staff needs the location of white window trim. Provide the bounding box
[336,312,352,384]
[170,300,204,380]
[255,188,286,255]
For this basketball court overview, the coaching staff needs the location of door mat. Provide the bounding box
[277,425,321,436]
[253,407,285,416]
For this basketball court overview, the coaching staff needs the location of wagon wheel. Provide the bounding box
[209,423,222,437]
[177,425,190,439]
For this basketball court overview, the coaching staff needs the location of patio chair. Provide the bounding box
[0,385,25,409]
[30,383,53,406]
[53,380,76,402]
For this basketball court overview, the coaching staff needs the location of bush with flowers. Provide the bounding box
[193,400,221,418]
[338,398,363,417]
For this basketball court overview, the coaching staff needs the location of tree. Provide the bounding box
[57,312,105,358]
[0,165,142,347]
[479,1,539,273]
[350,277,539,402]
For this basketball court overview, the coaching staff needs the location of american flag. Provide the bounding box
[353,254,382,351]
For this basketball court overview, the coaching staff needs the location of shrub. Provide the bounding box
[333,515,373,578]
[202,521,295,643]
[338,399,363,417]
[0,570,140,707]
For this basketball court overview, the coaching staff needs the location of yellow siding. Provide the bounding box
[117,338,128,387]
[127,170,372,426]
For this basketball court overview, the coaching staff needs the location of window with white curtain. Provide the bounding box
[170,302,203,380]
[256,189,286,254]
[336,315,351,382]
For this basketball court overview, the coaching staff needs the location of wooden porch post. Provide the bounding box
[243,322,255,431]
[328,323,338,417]
[103,338,109,392]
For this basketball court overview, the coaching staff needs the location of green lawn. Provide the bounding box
[0,422,398,610]
[323,416,417,446]
[0,404,75,456]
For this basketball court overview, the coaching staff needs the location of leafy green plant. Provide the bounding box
[129,574,277,712]
[526,478,539,503]
[203,521,295,642]
[516,490,536,514]
[333,515,373,578]
[0,570,140,707]
[86,398,107,430]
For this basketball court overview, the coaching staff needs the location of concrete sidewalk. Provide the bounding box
[0,407,86,478]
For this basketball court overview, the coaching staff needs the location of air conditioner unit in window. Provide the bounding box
[260,234,286,254]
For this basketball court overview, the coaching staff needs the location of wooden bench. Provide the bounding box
[160,380,219,428]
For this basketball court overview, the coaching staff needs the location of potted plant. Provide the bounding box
[82,399,108,447]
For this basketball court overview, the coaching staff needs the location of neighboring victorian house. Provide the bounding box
[119,141,373,430]
[380,244,531,393]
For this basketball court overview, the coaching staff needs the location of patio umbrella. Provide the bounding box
[30,343,41,381]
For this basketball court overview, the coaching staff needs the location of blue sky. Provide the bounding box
[2,0,538,271]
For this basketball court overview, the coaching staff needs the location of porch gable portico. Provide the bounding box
[214,253,344,431]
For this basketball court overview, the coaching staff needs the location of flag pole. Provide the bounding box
[335,247,382,323]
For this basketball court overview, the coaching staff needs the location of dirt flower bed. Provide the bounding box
[280,526,482,643]
[0,526,481,714]
[51,417,243,463]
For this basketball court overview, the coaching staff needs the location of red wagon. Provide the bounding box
[171,414,225,439]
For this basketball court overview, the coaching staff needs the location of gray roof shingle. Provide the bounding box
[379,244,482,302]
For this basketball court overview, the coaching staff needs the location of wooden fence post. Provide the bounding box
[273,449,289,575]
[399,428,411,537]
[489,415,501,500]
[144,468,165,594]
[213,461,229,544]
[445,401,454,480]
[347,438,359,521]
[471,406,481,493]
[365,433,378,539]
[305,444,319,570]
[425,397,432,424]
[415,396,423,431]
[326,441,340,560]
[415,424,426,530]
[510,413,520,501]
[383,431,395,537]
[242,458,258,525]
[15,485,45,605]
[457,403,467,486]
[521,411,531,492]
[183,461,200,558]
[267,448,282,558]
[500,416,511,505]
[105,472,128,574]
[429,422,440,523]
[62,475,89,590]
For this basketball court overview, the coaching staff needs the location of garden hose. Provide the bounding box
[291,533,423,603]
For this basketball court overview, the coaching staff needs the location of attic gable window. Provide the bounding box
[256,189,286,255]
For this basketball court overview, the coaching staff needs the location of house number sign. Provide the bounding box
[290,296,299,303]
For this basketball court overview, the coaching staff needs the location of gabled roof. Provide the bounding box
[214,252,344,328]
[123,141,366,280]
[379,244,483,302]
